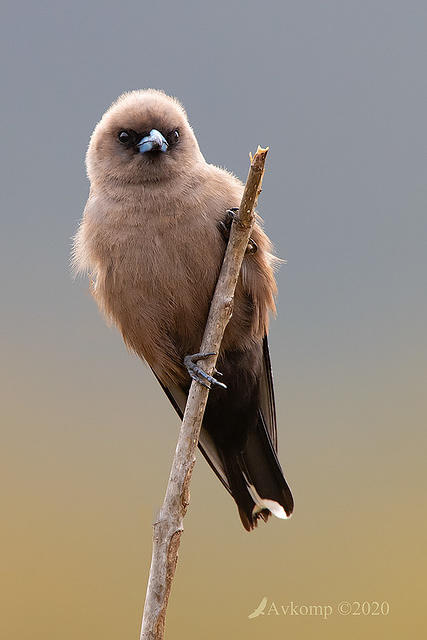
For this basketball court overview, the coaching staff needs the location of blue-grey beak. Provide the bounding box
[137,129,168,153]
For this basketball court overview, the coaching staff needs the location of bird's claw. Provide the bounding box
[218,208,258,254]
[184,352,227,390]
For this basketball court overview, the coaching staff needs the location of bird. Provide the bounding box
[73,89,294,531]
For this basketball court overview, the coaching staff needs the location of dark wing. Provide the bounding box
[258,334,278,451]
[150,367,231,493]
[150,335,277,492]
[151,336,293,530]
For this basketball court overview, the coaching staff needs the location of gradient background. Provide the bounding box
[1,1,426,638]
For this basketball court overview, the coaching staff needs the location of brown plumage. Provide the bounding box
[73,89,293,530]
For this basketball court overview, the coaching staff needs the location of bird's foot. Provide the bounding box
[184,352,227,390]
[217,208,258,254]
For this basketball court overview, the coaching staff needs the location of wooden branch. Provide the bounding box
[139,147,269,640]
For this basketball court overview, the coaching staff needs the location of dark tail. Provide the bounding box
[221,414,294,531]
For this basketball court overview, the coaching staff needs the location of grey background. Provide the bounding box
[1,1,426,639]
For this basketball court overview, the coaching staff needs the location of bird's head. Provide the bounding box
[86,89,203,187]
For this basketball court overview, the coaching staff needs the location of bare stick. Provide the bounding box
[140,147,269,640]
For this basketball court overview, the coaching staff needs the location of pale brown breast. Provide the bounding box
[90,202,226,381]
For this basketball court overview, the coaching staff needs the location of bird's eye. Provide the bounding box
[168,129,180,144]
[118,130,131,144]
